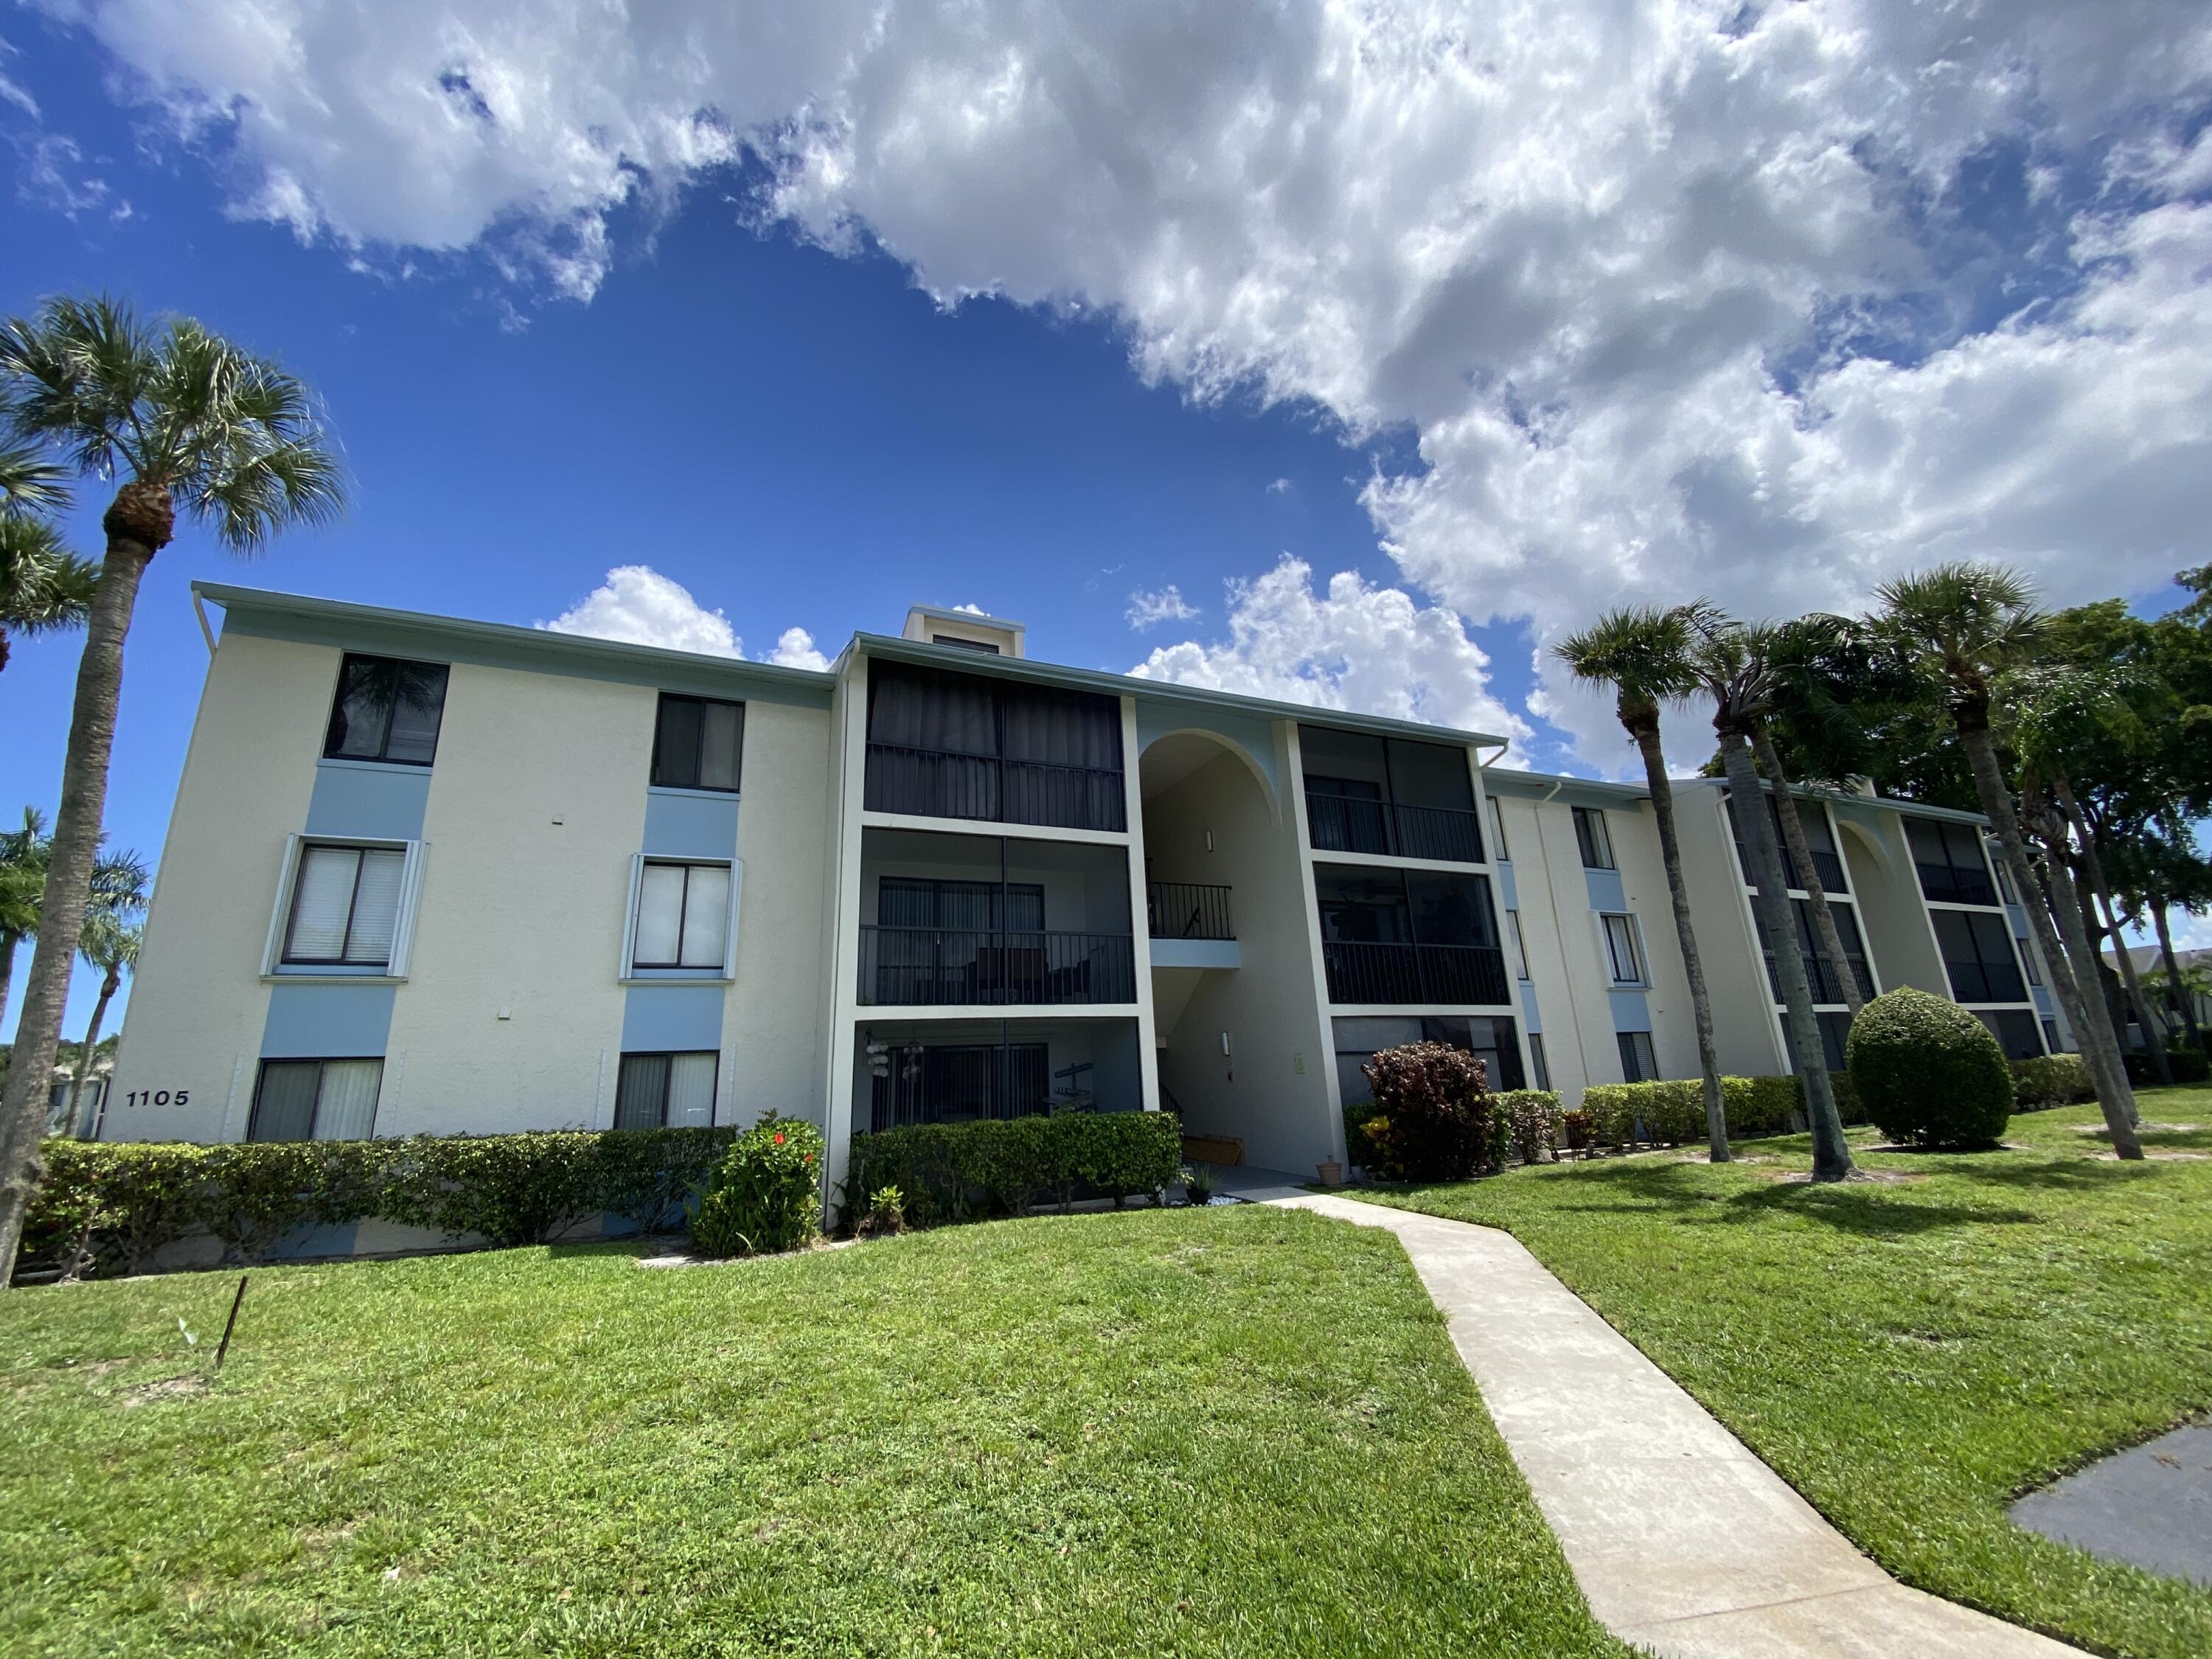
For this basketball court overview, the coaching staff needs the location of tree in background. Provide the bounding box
[1874,563,2141,1158]
[0,295,344,1281]
[1686,610,1854,1183]
[0,808,144,1029]
[1555,605,1731,1161]
[0,434,97,675]
[60,911,143,1140]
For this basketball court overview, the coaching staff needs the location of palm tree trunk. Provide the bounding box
[2054,779,2171,1083]
[0,539,152,1281]
[2152,897,2202,1053]
[1632,720,1729,1162]
[1752,728,1863,1015]
[2041,827,2140,1127]
[1720,731,1851,1180]
[1959,727,2140,1155]
[0,930,16,1037]
[62,971,116,1140]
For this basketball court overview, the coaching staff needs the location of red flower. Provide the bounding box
[773,1132,785,1144]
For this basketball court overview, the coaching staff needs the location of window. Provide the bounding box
[279,841,411,970]
[1993,855,2019,905]
[932,636,1001,653]
[1573,806,1614,869]
[1907,818,1998,905]
[1726,793,1848,894]
[2042,1018,2062,1054]
[1489,796,1511,860]
[629,860,736,973]
[1616,1029,1657,1083]
[614,1051,719,1130]
[323,653,449,765]
[1601,914,1644,985]
[1976,1009,2045,1061]
[2019,932,2042,985]
[1817,1011,1854,1072]
[1506,909,1530,981]
[1932,909,2027,1004]
[651,695,744,792]
[1527,1032,1552,1091]
[1333,1015,1526,1102]
[248,1058,383,1142]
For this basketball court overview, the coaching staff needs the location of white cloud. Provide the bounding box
[950,602,987,615]
[541,565,740,657]
[1265,477,1292,495]
[1133,555,1532,746]
[768,626,831,671]
[49,0,2212,762]
[1125,585,1199,629]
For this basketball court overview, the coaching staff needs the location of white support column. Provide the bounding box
[821,655,872,1217]
[1122,695,1163,1113]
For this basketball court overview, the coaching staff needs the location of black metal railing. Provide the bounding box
[1943,956,2027,1006]
[1917,860,1998,907]
[864,743,1126,832]
[858,925,1136,1006]
[1765,950,1877,1007]
[1147,882,1234,940]
[1732,832,1849,895]
[1321,941,1510,1006]
[1305,792,1485,863]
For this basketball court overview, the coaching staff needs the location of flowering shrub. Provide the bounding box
[692,1113,823,1257]
[1359,1043,1509,1182]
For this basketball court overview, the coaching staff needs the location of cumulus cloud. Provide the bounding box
[49,0,2212,762]
[1126,585,1199,629]
[543,565,741,656]
[768,626,832,671]
[1133,556,1532,748]
[1265,478,1292,495]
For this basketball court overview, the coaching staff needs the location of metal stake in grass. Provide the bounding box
[215,1274,248,1371]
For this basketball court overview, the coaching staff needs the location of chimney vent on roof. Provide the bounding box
[902,604,1025,659]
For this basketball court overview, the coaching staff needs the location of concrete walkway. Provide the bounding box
[1274,1193,2080,1658]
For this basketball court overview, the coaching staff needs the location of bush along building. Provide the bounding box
[100,583,2072,1244]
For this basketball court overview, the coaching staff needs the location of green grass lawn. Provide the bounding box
[1350,1089,2212,1659]
[0,1206,1624,1658]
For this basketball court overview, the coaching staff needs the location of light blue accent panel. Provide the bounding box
[2032,984,2055,1017]
[643,790,740,858]
[1497,862,1519,908]
[262,981,397,1058]
[1133,700,1281,801]
[1608,987,1652,1034]
[1149,938,1242,971]
[1584,867,1627,912]
[2006,902,2030,932]
[621,983,726,1053]
[1518,981,1543,1034]
[305,761,431,840]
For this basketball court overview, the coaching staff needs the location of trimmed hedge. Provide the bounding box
[15,1126,739,1281]
[1581,1072,1865,1151]
[2124,1045,2211,1086]
[1847,987,2012,1148]
[2008,1053,2095,1110]
[846,1110,1182,1229]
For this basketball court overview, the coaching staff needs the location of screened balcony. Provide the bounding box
[1727,793,1848,894]
[856,829,1135,1009]
[856,1018,1143,1131]
[864,660,1126,832]
[1315,864,1509,1007]
[1933,910,2028,1004]
[1908,818,1999,907]
[1300,725,1485,863]
[1761,899,1876,1007]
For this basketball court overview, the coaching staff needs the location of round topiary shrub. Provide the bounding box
[1845,987,2012,1149]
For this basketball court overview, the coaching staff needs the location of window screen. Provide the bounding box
[324,654,449,765]
[633,862,733,970]
[283,844,407,967]
[652,695,745,792]
[248,1058,383,1142]
[1601,914,1644,984]
[1489,796,1511,861]
[1506,910,1529,981]
[1573,807,1615,869]
[1527,1032,1551,1091]
[1616,1029,1657,1082]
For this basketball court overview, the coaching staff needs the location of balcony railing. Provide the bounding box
[1764,950,1877,1007]
[1305,793,1484,863]
[1147,882,1234,940]
[1943,957,2027,1006]
[858,925,1136,1006]
[865,743,1126,832]
[1321,941,1510,1006]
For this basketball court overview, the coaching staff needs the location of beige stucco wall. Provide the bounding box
[377,663,650,1135]
[108,633,335,1143]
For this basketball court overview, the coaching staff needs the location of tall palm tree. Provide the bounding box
[1687,611,1854,1183]
[1873,563,2141,1158]
[1554,605,1731,1162]
[0,514,100,675]
[1754,616,1866,1016]
[60,914,141,1140]
[0,295,344,1276]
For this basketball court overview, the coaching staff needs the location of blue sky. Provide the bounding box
[5,2,2211,1038]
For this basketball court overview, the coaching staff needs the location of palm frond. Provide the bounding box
[0,515,99,637]
[0,436,69,517]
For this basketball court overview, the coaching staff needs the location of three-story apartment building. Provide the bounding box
[103,584,2070,1230]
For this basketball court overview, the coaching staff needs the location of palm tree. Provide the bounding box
[1554,605,1731,1162]
[0,295,344,1276]
[0,514,100,674]
[60,914,141,1140]
[1873,563,2141,1158]
[1686,611,1854,1183]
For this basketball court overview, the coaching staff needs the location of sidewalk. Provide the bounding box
[1275,1193,2080,1658]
